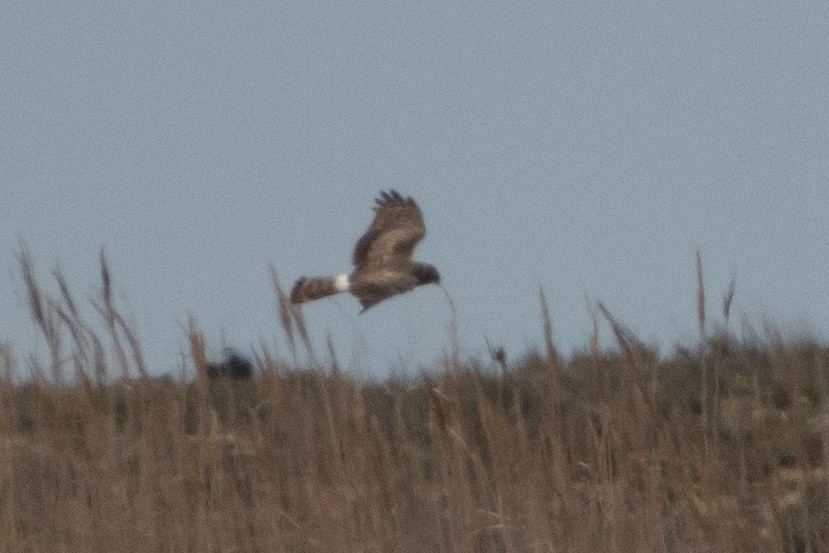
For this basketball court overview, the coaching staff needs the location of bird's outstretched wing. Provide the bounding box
[352,190,425,270]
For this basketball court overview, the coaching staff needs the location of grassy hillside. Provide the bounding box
[1,252,827,552]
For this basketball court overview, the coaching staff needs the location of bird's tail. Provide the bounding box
[290,274,350,304]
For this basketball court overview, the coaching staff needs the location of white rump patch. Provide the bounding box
[334,273,350,292]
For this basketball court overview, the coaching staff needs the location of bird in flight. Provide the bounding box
[291,190,440,311]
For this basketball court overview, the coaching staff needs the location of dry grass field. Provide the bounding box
[2,252,828,552]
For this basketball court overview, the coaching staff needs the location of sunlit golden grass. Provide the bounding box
[1,250,828,552]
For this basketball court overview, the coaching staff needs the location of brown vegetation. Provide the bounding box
[1,251,828,552]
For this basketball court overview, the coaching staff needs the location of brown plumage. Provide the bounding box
[291,190,440,311]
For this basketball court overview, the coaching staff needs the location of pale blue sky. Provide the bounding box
[3,3,828,377]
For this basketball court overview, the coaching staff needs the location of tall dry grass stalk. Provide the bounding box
[695,248,714,455]
[1,251,827,552]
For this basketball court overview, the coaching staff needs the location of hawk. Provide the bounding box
[291,190,440,311]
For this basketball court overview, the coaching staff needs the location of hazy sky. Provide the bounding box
[3,3,828,378]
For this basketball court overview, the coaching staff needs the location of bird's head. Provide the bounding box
[413,263,440,286]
